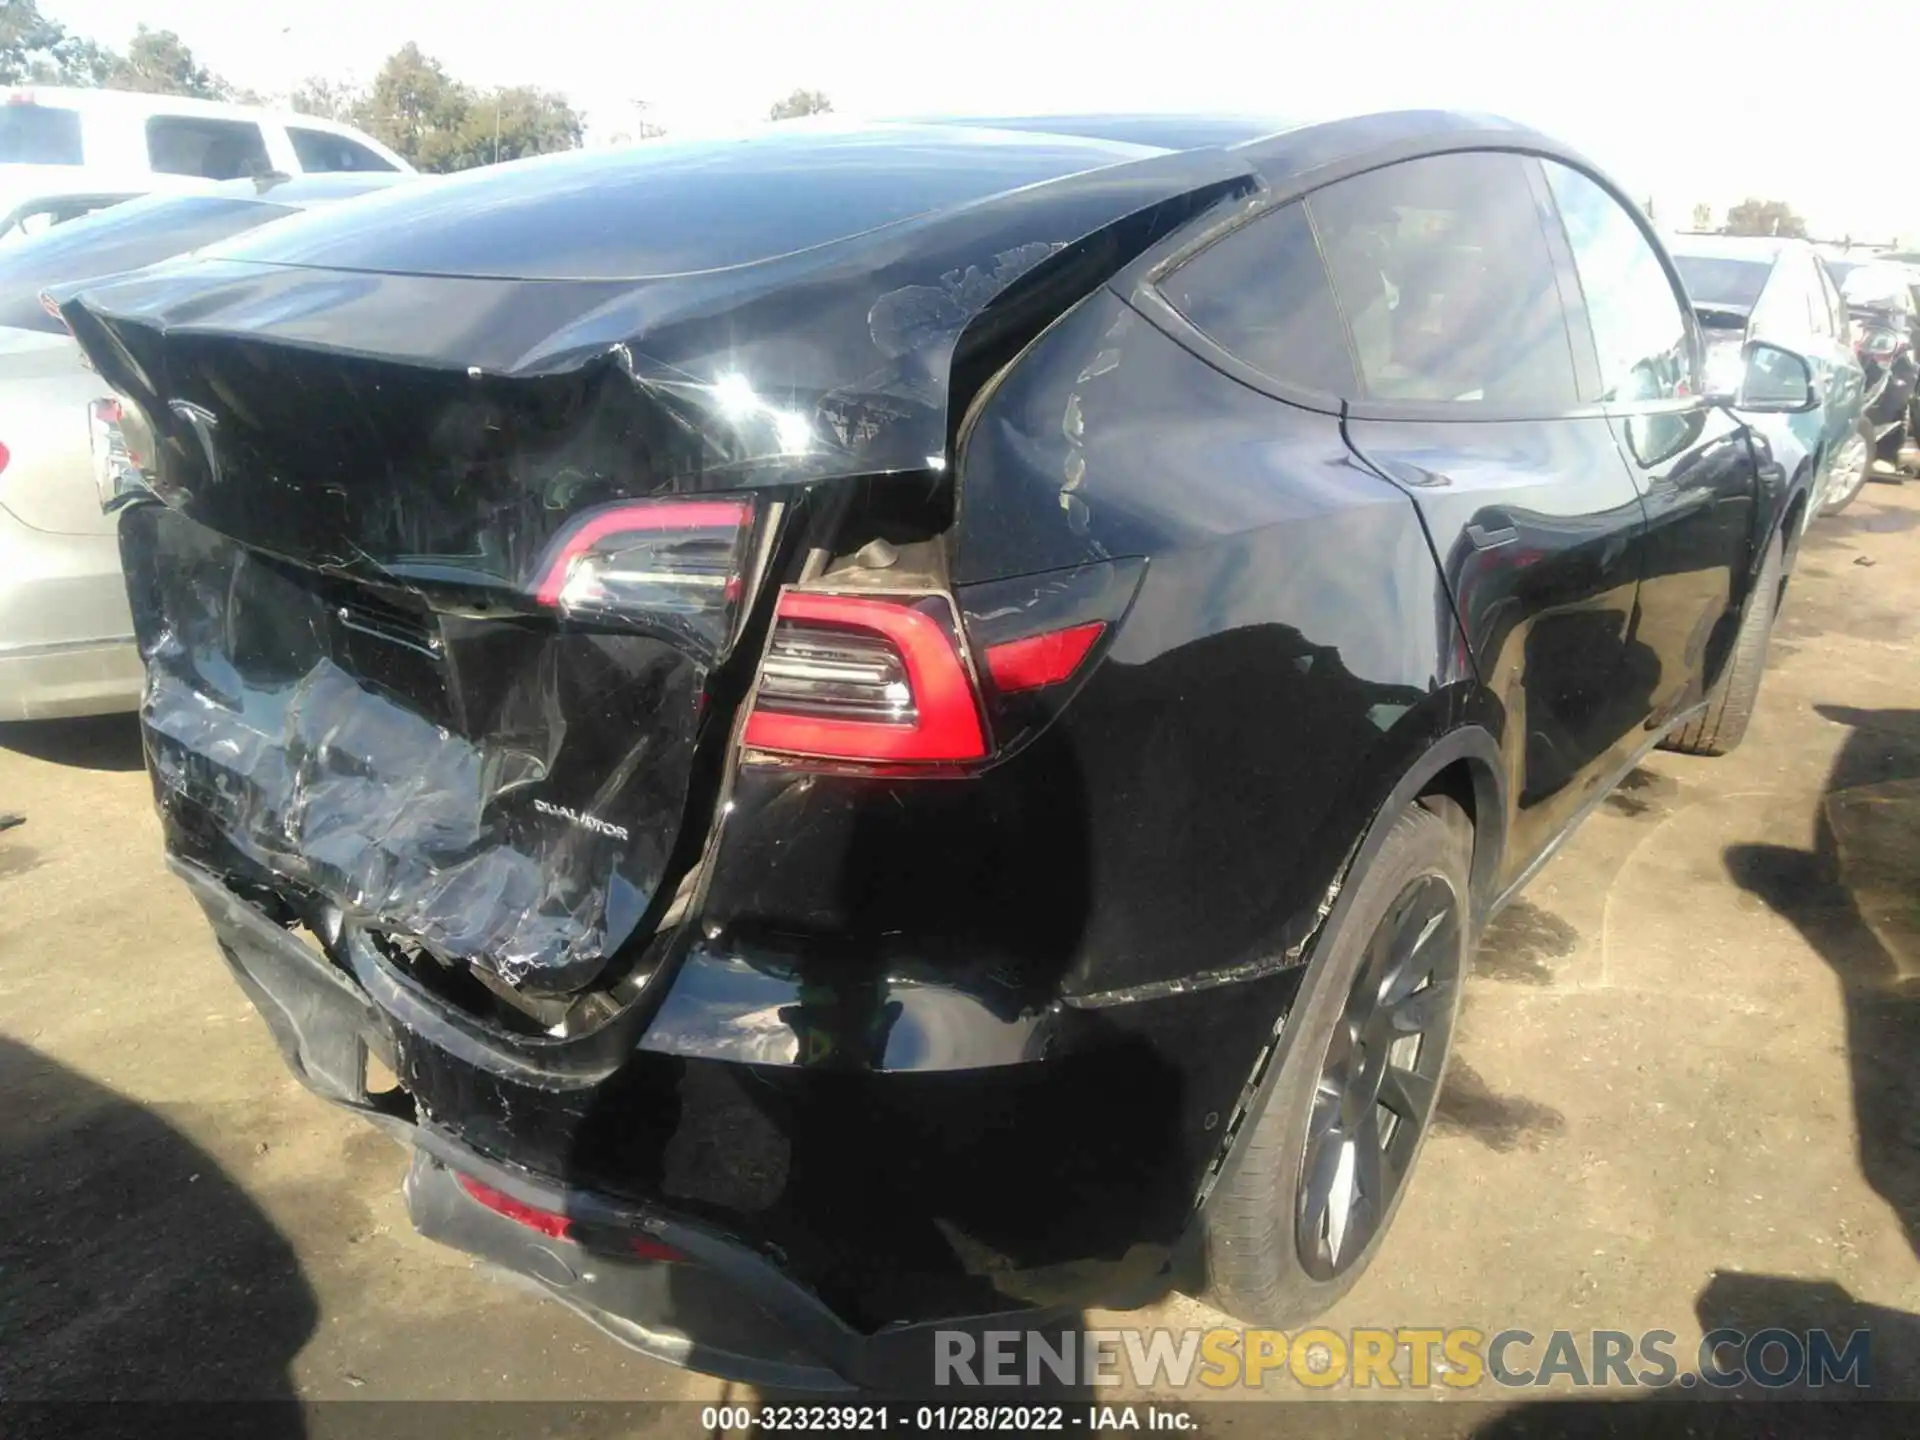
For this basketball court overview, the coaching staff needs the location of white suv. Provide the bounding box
[0,85,413,194]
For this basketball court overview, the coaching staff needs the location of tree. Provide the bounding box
[355,43,583,173]
[768,87,831,120]
[106,24,230,99]
[291,76,368,124]
[448,85,582,169]
[1722,198,1807,239]
[1691,202,1713,231]
[357,43,469,170]
[0,0,113,84]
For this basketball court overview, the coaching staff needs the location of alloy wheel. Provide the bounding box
[1824,432,1870,513]
[1296,873,1462,1280]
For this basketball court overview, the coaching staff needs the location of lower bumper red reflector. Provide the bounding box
[456,1172,685,1262]
[984,621,1106,693]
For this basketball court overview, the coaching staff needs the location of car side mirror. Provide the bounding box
[1709,340,1818,413]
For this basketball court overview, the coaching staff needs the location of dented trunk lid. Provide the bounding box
[61,125,1252,1002]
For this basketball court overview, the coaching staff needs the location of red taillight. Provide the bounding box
[456,1173,572,1241]
[455,1173,686,1262]
[984,621,1105,693]
[745,591,987,764]
[532,497,754,655]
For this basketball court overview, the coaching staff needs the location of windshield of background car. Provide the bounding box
[1672,255,1769,310]
[0,193,294,333]
[0,103,83,164]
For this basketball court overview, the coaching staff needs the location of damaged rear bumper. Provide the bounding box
[178,855,1255,1391]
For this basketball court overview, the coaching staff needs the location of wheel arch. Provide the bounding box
[1177,719,1505,1284]
[1778,454,1817,578]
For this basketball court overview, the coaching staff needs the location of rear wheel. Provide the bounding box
[1821,420,1873,515]
[1659,528,1783,757]
[1200,795,1471,1327]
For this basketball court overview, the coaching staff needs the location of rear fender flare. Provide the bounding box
[1179,723,1504,1250]
[1332,722,1506,938]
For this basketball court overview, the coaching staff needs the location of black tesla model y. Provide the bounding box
[62,110,1819,1389]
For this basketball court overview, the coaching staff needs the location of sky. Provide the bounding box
[42,0,1920,243]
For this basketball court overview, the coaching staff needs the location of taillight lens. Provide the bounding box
[532,497,754,657]
[88,398,145,510]
[1863,328,1904,361]
[745,591,987,764]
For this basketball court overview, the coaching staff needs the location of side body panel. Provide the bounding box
[1605,402,1762,725]
[1748,251,1865,494]
[1342,417,1647,889]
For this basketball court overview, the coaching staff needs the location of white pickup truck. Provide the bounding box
[0,85,413,239]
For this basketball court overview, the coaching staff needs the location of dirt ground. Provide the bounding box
[2,480,1917,1432]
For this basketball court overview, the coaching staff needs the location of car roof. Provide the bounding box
[191,109,1594,284]
[895,113,1304,151]
[9,85,347,131]
[1665,233,1793,263]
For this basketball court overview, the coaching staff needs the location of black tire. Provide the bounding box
[1821,419,1873,516]
[1659,528,1783,757]
[1200,794,1471,1327]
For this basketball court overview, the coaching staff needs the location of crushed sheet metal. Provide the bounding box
[1064,853,1350,1009]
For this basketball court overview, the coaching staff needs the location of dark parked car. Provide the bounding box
[62,112,1819,1390]
[1824,256,1919,471]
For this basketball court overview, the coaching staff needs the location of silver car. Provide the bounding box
[0,172,417,720]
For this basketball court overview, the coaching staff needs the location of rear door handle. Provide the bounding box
[1467,521,1519,550]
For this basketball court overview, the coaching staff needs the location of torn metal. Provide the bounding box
[66,133,1256,997]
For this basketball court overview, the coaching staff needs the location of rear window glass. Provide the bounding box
[287,128,397,174]
[1308,151,1579,408]
[1162,201,1358,397]
[1672,256,1770,311]
[146,117,272,181]
[0,194,291,333]
[0,104,83,165]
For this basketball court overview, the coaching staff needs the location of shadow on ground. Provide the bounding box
[0,713,145,772]
[1473,704,1920,1432]
[0,1036,314,1433]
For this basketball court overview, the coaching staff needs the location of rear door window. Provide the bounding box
[0,103,83,164]
[1160,200,1358,398]
[1306,151,1580,408]
[1542,161,1693,404]
[287,127,398,173]
[1799,258,1835,338]
[146,116,272,180]
[1816,265,1848,336]
[1747,262,1804,342]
